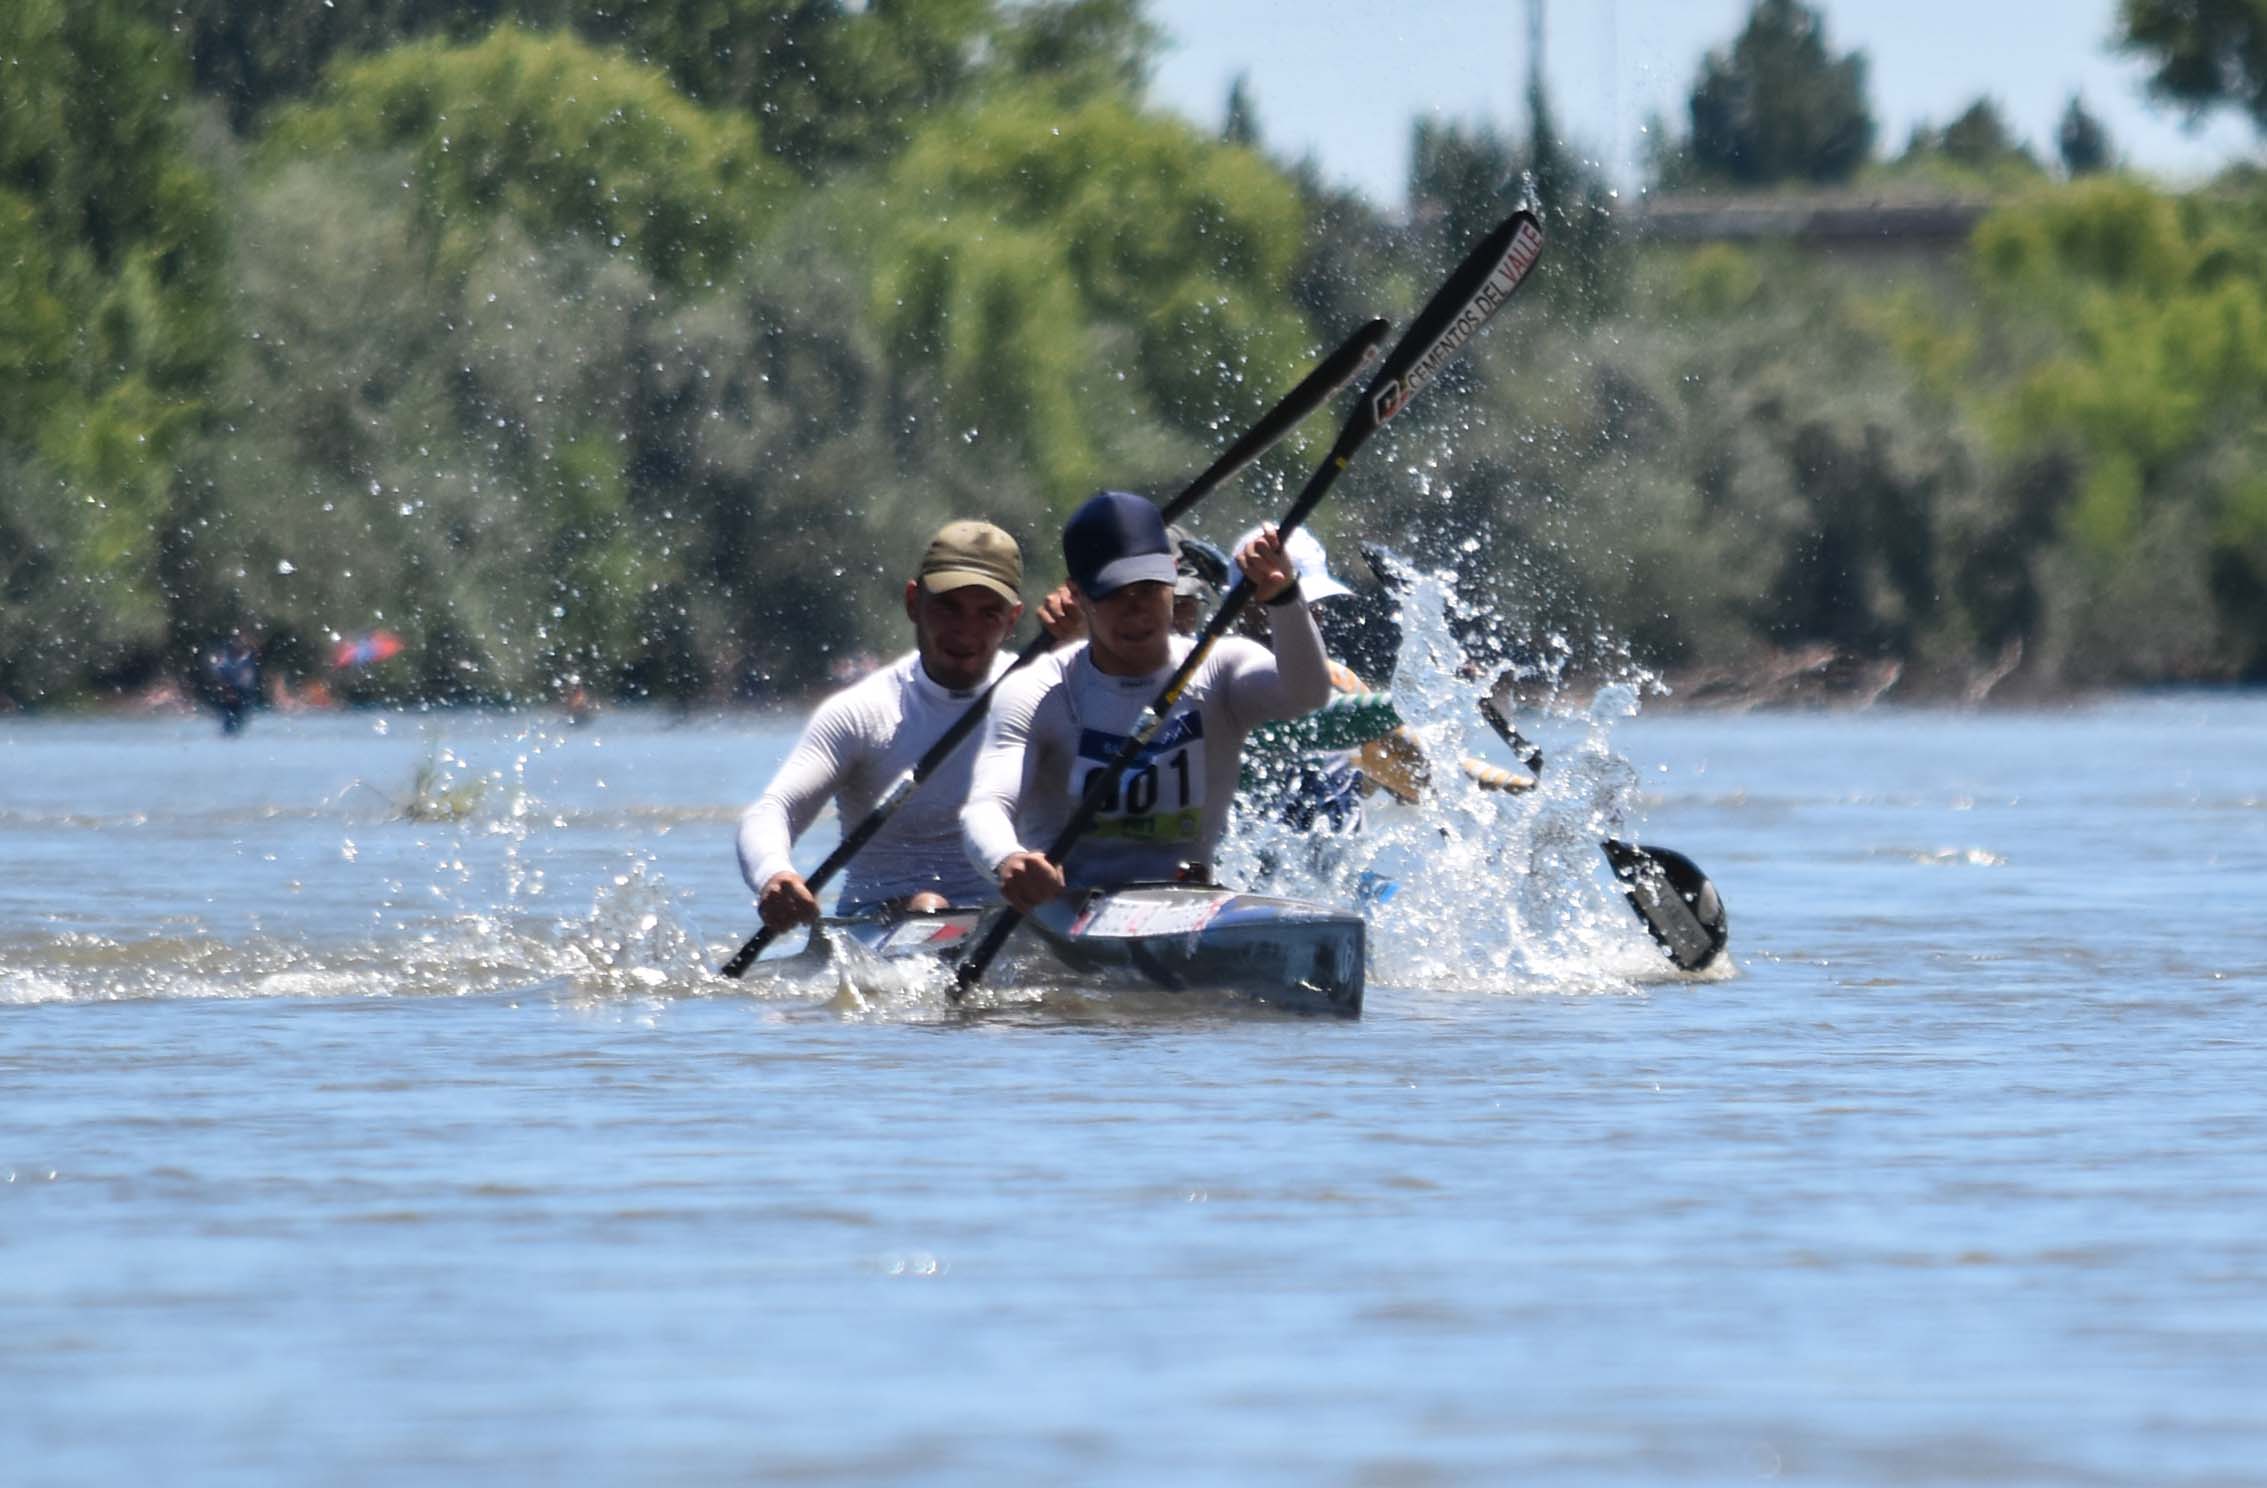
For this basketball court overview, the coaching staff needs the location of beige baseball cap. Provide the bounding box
[917,520,1022,604]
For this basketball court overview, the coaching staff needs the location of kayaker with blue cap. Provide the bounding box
[960,490,1333,912]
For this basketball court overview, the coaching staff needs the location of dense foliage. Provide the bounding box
[2119,0,2267,131]
[3,0,2264,712]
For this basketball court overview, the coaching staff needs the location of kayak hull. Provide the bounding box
[779,883,1365,1017]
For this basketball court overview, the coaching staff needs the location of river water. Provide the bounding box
[3,689,2263,1485]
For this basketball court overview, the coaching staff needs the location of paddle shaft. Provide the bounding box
[1159,317,1388,527]
[953,212,1546,998]
[1476,693,1544,774]
[716,318,1390,979]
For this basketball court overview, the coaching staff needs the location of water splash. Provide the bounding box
[2,713,733,1009]
[739,933,967,1021]
[1217,556,1710,994]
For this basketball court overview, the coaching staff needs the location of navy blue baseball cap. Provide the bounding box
[1063,490,1177,598]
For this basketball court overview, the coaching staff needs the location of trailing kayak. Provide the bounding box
[769,882,1365,1017]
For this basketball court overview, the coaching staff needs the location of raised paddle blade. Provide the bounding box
[1351,211,1543,444]
[1602,839,1729,972]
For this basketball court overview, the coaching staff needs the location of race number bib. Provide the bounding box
[1071,712,1206,846]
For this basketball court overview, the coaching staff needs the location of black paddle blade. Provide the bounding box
[1601,840,1729,972]
[1352,210,1543,441]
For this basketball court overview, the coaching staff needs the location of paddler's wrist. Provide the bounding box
[1261,578,1303,608]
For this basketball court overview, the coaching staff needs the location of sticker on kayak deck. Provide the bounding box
[1069,891,1234,940]
[873,917,973,954]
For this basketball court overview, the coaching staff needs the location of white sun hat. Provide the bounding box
[1228,524,1354,602]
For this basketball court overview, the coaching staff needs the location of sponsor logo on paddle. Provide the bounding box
[1369,216,1543,426]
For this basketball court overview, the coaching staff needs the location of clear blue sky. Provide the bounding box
[1143,0,2260,205]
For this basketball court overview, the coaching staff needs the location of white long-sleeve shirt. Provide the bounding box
[960,601,1331,891]
[737,649,1013,912]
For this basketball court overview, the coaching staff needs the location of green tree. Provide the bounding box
[216,32,809,701]
[1972,178,2267,678]
[1685,0,1876,186]
[2058,93,2114,175]
[1386,274,1978,691]
[572,0,999,180]
[1895,97,2045,188]
[2118,0,2267,132]
[158,0,1155,174]
[0,0,226,703]
[992,0,1158,99]
[1223,72,1262,148]
[1407,103,1624,321]
[154,0,506,131]
[265,26,786,292]
[137,16,1211,703]
[1937,99,2036,170]
[190,126,1097,702]
[871,87,1314,497]
[1276,165,1401,371]
[1409,118,1522,267]
[1517,79,1629,319]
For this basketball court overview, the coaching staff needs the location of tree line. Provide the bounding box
[2,0,2262,713]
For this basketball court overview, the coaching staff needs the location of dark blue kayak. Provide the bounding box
[774,883,1365,1017]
